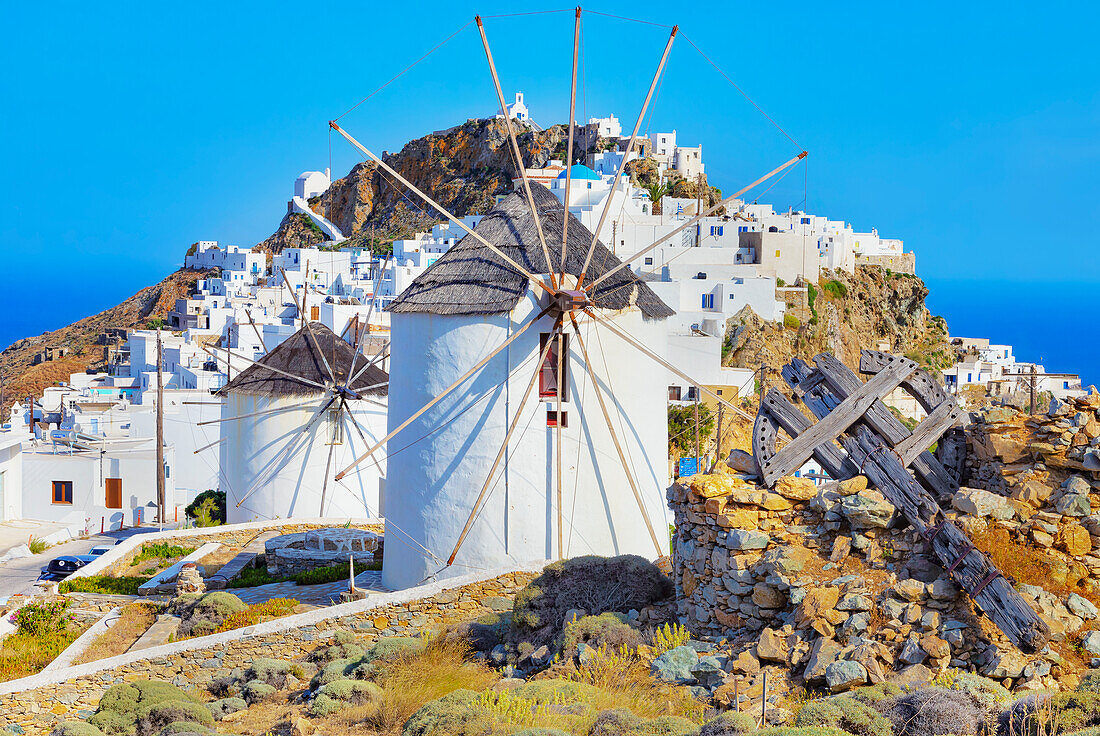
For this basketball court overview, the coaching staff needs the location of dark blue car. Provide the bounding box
[38,554,97,581]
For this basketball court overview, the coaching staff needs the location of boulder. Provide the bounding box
[1082,630,1100,657]
[726,530,770,551]
[726,449,757,474]
[1012,480,1053,505]
[796,587,840,627]
[803,638,842,682]
[690,655,725,687]
[756,627,788,662]
[836,475,869,497]
[836,594,872,612]
[1057,525,1092,556]
[953,487,1009,518]
[775,476,817,501]
[920,635,950,659]
[981,647,1027,678]
[651,645,699,684]
[840,492,894,529]
[898,638,927,665]
[894,579,925,602]
[1068,593,1099,620]
[1056,494,1091,517]
[824,660,868,693]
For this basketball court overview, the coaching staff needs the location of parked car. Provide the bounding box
[38,555,97,581]
[88,542,119,556]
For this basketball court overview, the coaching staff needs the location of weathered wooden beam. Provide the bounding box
[755,389,859,481]
[860,350,952,414]
[812,353,960,502]
[757,358,917,486]
[895,400,966,466]
[784,359,1049,652]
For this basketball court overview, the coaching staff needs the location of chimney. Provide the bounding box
[325,167,331,181]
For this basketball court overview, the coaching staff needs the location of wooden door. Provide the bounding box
[105,478,122,509]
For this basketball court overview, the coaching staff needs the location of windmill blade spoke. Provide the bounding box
[579,25,678,285]
[330,122,558,297]
[585,309,754,422]
[447,323,559,566]
[346,255,391,393]
[199,345,329,392]
[349,342,390,387]
[334,314,540,480]
[303,319,337,387]
[569,315,663,556]
[476,16,557,290]
[245,309,268,353]
[233,394,338,509]
[318,416,340,516]
[342,405,385,476]
[554,328,564,559]
[195,397,321,425]
[560,7,582,279]
[585,151,807,292]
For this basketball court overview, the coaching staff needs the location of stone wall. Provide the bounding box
[667,465,1084,696]
[0,564,542,734]
[854,252,916,274]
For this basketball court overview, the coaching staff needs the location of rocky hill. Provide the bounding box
[258,118,603,254]
[723,267,953,381]
[0,268,212,415]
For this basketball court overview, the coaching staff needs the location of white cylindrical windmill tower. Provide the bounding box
[377,184,673,590]
[219,322,389,523]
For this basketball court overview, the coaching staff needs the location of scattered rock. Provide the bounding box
[651,646,698,684]
[825,660,868,692]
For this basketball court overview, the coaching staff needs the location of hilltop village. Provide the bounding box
[0,96,1097,736]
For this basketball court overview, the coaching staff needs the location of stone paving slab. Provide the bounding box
[232,569,388,606]
[128,614,180,652]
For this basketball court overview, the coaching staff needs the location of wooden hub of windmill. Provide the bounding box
[549,288,591,318]
[751,349,1049,653]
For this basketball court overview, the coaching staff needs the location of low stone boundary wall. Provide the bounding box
[71,517,384,581]
[0,561,546,734]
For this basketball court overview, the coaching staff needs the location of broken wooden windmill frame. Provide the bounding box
[323,7,807,578]
[751,349,1049,652]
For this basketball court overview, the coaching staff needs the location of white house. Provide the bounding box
[588,114,622,138]
[382,184,673,590]
[295,170,331,200]
[0,428,25,522]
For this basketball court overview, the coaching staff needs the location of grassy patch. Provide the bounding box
[320,636,498,733]
[130,542,195,568]
[0,629,82,682]
[783,313,801,329]
[822,278,849,299]
[28,537,48,554]
[59,575,150,596]
[209,598,299,635]
[295,560,381,586]
[227,566,287,589]
[74,602,159,664]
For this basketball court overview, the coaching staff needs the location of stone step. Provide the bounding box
[128,614,180,652]
[205,531,280,590]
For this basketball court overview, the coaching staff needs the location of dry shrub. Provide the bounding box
[879,687,982,736]
[971,523,1098,607]
[210,597,298,635]
[318,635,497,734]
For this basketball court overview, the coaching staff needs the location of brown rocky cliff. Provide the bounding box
[723,266,952,380]
[256,118,602,254]
[0,269,213,415]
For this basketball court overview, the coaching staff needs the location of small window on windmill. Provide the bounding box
[539,333,569,400]
[546,410,568,428]
[328,407,343,445]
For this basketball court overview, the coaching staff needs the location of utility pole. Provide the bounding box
[1029,364,1037,415]
[611,220,617,256]
[695,172,704,247]
[758,365,767,408]
[693,389,701,466]
[155,331,165,527]
[715,400,724,470]
[26,395,33,438]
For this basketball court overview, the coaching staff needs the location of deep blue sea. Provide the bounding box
[924,279,1098,389]
[2,278,1096,389]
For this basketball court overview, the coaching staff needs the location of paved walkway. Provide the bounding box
[232,570,389,606]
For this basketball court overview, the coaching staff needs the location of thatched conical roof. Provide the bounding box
[219,322,388,398]
[386,184,674,319]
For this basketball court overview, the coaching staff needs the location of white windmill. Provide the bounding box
[326,10,805,589]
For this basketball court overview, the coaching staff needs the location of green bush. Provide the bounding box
[173,592,247,637]
[589,708,696,736]
[879,688,980,736]
[206,697,246,720]
[241,681,276,704]
[59,576,150,596]
[848,682,902,704]
[226,565,284,589]
[944,671,1011,709]
[137,701,213,736]
[667,404,715,457]
[511,555,672,648]
[28,536,49,554]
[310,678,383,714]
[1081,671,1100,694]
[562,613,643,655]
[15,600,73,635]
[50,724,106,736]
[293,560,379,585]
[157,723,210,735]
[698,711,757,736]
[363,636,425,663]
[783,314,801,329]
[312,630,367,662]
[822,279,849,299]
[796,697,892,736]
[402,689,481,736]
[244,658,295,688]
[130,543,195,568]
[88,709,136,736]
[184,491,225,527]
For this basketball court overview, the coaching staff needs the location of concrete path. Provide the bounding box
[128,615,181,653]
[0,520,69,556]
[232,569,389,606]
[0,524,180,602]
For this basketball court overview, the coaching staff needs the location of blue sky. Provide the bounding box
[2,1,1097,381]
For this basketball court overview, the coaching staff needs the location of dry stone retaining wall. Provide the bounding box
[0,564,541,735]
